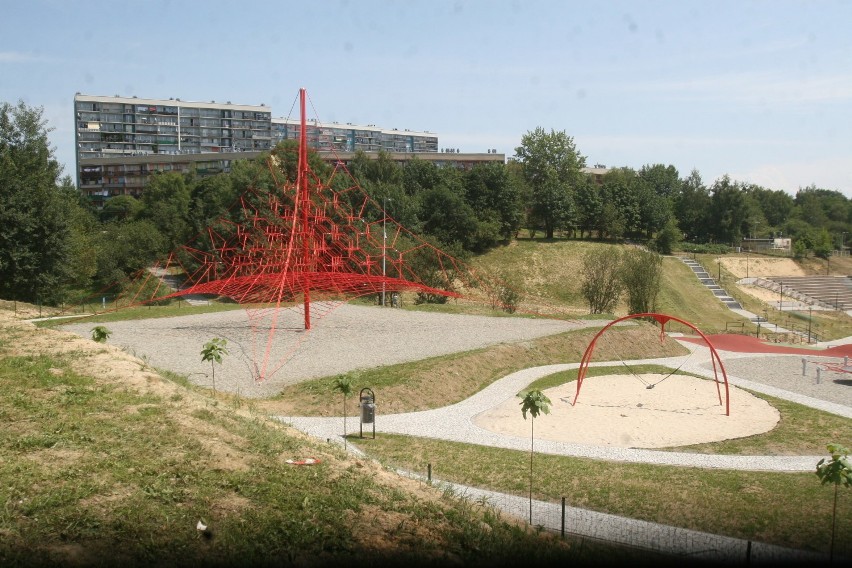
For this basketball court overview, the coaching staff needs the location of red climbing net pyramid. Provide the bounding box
[113,88,496,381]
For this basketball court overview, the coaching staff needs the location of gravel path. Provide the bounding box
[61,304,597,398]
[285,340,852,472]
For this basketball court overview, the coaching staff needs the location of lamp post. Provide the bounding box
[382,196,387,307]
[381,196,392,307]
[808,306,813,343]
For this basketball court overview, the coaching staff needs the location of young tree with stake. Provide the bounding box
[333,376,353,448]
[815,443,851,562]
[200,338,228,394]
[519,389,551,525]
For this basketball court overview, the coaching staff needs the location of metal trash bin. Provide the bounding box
[360,399,375,424]
[359,387,376,438]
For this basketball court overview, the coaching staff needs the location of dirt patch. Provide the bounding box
[25,448,86,470]
[720,257,806,279]
[736,284,785,304]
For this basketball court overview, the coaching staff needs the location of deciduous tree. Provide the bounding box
[514,128,585,239]
[708,176,748,245]
[815,443,851,562]
[0,101,75,304]
[621,248,663,315]
[519,389,551,525]
[673,169,711,243]
[138,172,191,252]
[581,247,623,314]
[200,337,228,394]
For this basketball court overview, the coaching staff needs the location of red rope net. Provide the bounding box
[106,89,508,381]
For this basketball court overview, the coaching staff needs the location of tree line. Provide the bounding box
[2,101,849,306]
[515,127,850,258]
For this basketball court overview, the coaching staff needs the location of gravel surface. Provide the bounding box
[285,341,852,472]
[712,353,852,407]
[61,303,597,398]
[286,357,843,472]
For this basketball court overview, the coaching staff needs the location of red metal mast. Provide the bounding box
[298,88,311,330]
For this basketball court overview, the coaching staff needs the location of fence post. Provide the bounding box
[816,368,821,384]
[802,358,807,376]
[746,540,752,564]
[561,497,566,539]
[427,463,432,482]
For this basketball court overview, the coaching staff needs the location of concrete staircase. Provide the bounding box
[147,268,211,306]
[761,276,852,312]
[678,257,742,310]
[676,257,816,338]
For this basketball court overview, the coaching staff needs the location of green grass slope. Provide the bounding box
[1,312,625,567]
[471,239,746,331]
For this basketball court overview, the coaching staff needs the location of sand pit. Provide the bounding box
[473,374,780,448]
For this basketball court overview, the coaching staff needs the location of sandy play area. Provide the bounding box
[473,373,780,448]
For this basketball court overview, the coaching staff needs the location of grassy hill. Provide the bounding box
[468,238,851,339]
[1,310,621,567]
[468,237,744,326]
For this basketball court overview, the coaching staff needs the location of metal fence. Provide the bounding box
[394,466,846,565]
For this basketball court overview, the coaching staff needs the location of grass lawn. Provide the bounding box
[35,300,247,327]
[351,433,852,557]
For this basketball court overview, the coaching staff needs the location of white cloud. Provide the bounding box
[0,51,47,63]
[578,133,795,152]
[631,71,852,105]
[729,156,852,196]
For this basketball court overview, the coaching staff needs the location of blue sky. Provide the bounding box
[2,0,851,197]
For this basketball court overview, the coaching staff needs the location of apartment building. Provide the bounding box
[272,118,438,153]
[74,93,503,204]
[74,94,273,204]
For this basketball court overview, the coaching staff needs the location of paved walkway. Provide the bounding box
[280,334,852,563]
[284,341,852,472]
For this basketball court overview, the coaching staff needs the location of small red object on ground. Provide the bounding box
[285,457,321,466]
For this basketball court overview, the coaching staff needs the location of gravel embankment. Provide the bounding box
[60,303,600,398]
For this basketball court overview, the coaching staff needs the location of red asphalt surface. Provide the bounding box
[679,334,852,357]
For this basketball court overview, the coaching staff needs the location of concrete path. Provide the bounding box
[283,342,851,472]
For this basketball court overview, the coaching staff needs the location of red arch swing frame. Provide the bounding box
[572,313,730,416]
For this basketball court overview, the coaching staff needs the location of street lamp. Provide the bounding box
[381,196,392,307]
[808,306,813,343]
